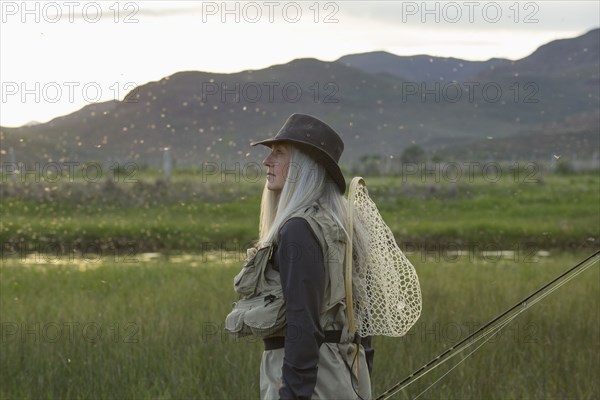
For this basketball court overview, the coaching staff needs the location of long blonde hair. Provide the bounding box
[256,145,368,267]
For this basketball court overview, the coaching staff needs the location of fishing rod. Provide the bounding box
[375,249,600,400]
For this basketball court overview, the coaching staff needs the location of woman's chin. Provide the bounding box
[267,184,282,192]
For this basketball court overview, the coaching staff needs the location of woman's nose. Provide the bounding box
[263,153,274,167]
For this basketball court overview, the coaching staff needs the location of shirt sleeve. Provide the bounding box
[276,217,325,400]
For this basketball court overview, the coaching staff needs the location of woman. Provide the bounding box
[229,113,373,399]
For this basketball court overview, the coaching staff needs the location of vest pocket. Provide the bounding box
[233,244,275,297]
[225,288,286,338]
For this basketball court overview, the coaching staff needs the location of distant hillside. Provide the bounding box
[477,28,600,78]
[1,28,598,170]
[337,51,511,82]
[438,110,600,161]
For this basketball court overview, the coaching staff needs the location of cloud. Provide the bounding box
[337,1,599,32]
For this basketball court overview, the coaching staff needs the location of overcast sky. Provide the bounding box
[1,1,598,127]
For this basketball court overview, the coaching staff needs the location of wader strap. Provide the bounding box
[263,330,342,351]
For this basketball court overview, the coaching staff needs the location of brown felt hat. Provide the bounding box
[251,113,346,193]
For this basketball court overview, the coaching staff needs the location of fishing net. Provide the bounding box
[346,177,422,337]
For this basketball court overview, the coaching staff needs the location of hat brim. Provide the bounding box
[252,138,346,193]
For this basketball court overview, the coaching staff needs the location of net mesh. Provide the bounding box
[351,179,422,337]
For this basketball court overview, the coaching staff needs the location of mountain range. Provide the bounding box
[1,28,598,170]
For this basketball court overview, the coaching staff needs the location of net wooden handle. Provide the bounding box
[345,177,365,336]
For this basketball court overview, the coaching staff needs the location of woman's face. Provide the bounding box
[262,142,291,192]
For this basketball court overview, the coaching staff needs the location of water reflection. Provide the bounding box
[2,249,552,270]
[2,251,245,270]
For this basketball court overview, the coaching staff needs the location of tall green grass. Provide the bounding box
[1,251,598,399]
[2,173,598,251]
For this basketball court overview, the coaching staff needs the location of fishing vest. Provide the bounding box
[225,200,350,340]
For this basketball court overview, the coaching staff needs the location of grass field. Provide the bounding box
[1,169,599,399]
[1,251,598,399]
[1,171,599,251]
